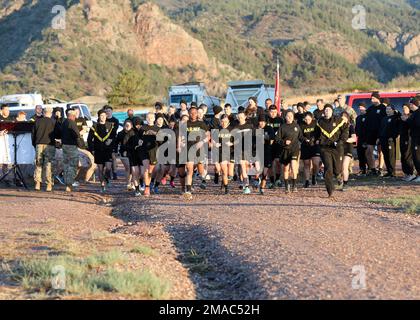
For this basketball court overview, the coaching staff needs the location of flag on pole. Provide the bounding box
[274,57,281,112]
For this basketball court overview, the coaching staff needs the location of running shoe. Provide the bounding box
[161,177,167,185]
[140,184,146,192]
[183,192,193,200]
[357,170,367,177]
[224,186,229,195]
[170,180,176,188]
[72,181,80,188]
[55,175,65,185]
[259,186,264,195]
[243,186,251,195]
[275,180,282,188]
[134,190,141,197]
[252,179,260,190]
[200,181,207,190]
[383,173,395,178]
[403,174,416,182]
[214,174,219,185]
[153,186,159,194]
[413,176,420,183]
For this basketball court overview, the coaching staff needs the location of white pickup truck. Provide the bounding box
[0,93,93,125]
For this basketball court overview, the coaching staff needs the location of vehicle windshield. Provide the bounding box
[2,102,21,108]
[349,97,415,115]
[9,110,35,121]
[170,94,193,104]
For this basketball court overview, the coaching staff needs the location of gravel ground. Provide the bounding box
[0,184,195,300]
[1,172,418,300]
[133,179,419,300]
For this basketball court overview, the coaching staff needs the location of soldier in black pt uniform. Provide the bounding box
[87,110,115,193]
[137,113,160,197]
[315,104,349,198]
[255,113,275,195]
[355,103,368,175]
[378,106,401,178]
[266,105,283,188]
[300,112,321,188]
[399,104,415,181]
[275,110,303,193]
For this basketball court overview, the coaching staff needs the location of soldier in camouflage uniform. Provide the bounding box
[31,107,57,192]
[61,109,80,192]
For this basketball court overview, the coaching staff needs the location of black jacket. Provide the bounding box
[275,122,303,150]
[407,109,420,145]
[115,129,136,156]
[87,122,115,153]
[313,109,324,121]
[399,114,412,143]
[315,116,349,148]
[355,113,368,144]
[365,104,387,133]
[31,117,56,146]
[61,119,80,146]
[379,114,400,141]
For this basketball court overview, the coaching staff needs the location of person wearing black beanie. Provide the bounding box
[315,104,349,198]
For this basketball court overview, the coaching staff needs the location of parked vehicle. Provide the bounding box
[346,91,420,114]
[0,94,93,123]
[168,82,220,113]
[225,80,275,113]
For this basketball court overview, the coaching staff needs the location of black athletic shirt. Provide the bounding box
[186,120,208,148]
[300,121,317,146]
[138,125,160,153]
[266,116,283,135]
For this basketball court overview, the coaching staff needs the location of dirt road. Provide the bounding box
[0,176,419,300]
[132,182,419,300]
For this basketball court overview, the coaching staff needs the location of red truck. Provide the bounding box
[346,91,419,114]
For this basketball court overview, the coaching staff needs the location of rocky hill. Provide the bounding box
[0,0,418,101]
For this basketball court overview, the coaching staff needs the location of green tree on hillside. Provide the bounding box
[107,70,151,106]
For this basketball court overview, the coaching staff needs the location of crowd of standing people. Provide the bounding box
[0,92,419,199]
